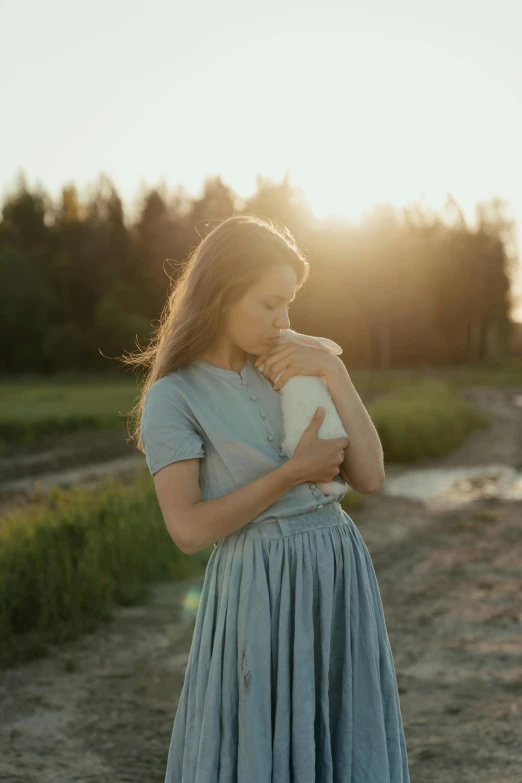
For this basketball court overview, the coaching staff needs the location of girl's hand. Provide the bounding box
[254,342,342,390]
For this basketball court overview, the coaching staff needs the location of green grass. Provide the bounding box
[0,470,210,668]
[0,372,486,666]
[340,489,364,511]
[0,375,139,450]
[0,478,358,662]
[350,361,522,399]
[0,466,364,668]
[0,370,501,666]
[367,377,489,462]
[441,363,522,388]
[2,363,519,452]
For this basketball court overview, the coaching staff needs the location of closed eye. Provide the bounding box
[264,301,294,312]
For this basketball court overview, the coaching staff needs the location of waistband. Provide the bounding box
[214,501,351,546]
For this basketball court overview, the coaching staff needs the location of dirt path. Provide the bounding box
[1,386,522,782]
[422,385,522,469]
[357,494,522,782]
[0,431,139,516]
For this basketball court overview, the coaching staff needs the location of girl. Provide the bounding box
[128,214,410,782]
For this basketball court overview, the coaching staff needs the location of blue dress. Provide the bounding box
[141,354,411,782]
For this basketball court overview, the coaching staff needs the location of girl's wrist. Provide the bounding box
[280,455,307,487]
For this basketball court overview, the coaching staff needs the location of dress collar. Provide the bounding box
[192,353,255,380]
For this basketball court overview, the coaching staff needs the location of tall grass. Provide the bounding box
[2,364,517,452]
[350,361,522,401]
[0,376,138,450]
[0,376,490,665]
[0,471,209,667]
[368,378,489,462]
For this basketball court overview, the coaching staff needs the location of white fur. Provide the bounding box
[257,328,348,496]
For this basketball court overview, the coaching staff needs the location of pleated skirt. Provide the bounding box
[164,501,410,782]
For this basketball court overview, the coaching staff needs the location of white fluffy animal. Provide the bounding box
[257,328,349,496]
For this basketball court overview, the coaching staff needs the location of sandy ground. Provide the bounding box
[1,386,522,782]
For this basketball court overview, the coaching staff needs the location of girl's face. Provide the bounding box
[224,265,298,356]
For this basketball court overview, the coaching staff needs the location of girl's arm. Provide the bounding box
[323,358,385,493]
[154,456,308,555]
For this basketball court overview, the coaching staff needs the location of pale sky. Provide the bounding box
[2,0,522,319]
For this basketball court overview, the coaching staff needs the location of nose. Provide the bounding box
[274,312,291,329]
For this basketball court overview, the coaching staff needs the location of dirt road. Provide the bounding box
[1,386,521,782]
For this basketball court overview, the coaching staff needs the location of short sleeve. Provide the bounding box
[140,378,205,476]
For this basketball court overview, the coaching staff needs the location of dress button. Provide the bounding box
[251,395,257,400]
[318,503,324,508]
[241,380,247,385]
[260,412,266,418]
[267,435,274,441]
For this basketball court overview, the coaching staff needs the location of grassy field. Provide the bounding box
[348,361,522,399]
[0,468,362,668]
[367,377,489,462]
[2,362,519,453]
[0,471,209,667]
[1,364,513,662]
[0,374,139,451]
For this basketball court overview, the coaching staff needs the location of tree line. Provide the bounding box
[0,170,517,374]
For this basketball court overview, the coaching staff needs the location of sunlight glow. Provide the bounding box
[141,29,521,318]
[5,17,522,320]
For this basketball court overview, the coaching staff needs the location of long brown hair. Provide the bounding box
[123,214,310,453]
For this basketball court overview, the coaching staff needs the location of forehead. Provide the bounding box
[251,266,297,297]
